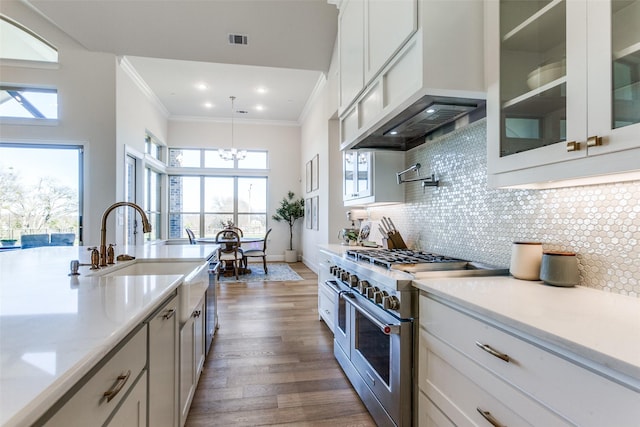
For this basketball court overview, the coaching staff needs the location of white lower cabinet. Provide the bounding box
[106,371,147,427]
[418,294,640,427]
[148,294,180,427]
[179,294,206,426]
[41,325,148,427]
[318,281,337,333]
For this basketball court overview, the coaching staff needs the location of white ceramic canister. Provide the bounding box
[540,251,579,287]
[509,242,543,280]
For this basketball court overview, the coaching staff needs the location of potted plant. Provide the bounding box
[272,191,305,262]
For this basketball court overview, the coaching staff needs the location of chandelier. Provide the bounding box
[218,96,247,161]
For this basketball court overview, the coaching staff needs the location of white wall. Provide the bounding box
[0,1,118,245]
[299,40,350,272]
[168,119,302,260]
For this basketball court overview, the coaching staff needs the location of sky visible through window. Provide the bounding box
[0,146,78,188]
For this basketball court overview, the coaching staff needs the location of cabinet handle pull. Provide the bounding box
[162,308,176,320]
[587,135,602,147]
[475,341,510,362]
[103,370,131,402]
[477,407,506,427]
[193,310,201,318]
[566,141,580,152]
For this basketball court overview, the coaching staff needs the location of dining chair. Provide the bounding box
[242,228,272,274]
[185,228,196,244]
[224,226,243,237]
[215,230,243,279]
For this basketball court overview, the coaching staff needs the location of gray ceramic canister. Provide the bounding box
[540,251,579,287]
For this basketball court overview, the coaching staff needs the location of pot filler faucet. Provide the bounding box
[99,202,152,267]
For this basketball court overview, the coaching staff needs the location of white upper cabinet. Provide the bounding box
[339,0,416,112]
[338,0,484,150]
[365,0,417,83]
[486,0,640,188]
[339,0,365,110]
[343,150,404,206]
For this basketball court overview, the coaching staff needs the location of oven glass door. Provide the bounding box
[346,295,412,424]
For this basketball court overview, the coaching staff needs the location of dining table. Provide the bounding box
[196,236,264,276]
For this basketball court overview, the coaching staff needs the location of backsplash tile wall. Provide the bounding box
[370,119,640,297]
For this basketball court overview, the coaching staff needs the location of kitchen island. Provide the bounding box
[0,244,217,427]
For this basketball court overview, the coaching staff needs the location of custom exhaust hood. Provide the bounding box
[346,94,486,151]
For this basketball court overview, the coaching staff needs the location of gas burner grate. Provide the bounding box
[345,248,467,269]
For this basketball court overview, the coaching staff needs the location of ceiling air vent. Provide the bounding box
[228,34,248,45]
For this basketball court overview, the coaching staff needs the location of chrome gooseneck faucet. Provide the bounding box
[100,202,152,267]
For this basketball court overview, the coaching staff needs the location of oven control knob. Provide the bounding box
[373,290,388,304]
[341,271,350,282]
[348,274,359,287]
[357,280,370,294]
[366,286,379,299]
[329,265,337,275]
[382,295,400,310]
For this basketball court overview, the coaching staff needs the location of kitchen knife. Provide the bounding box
[388,217,398,232]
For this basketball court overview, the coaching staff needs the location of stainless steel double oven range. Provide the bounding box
[320,248,508,427]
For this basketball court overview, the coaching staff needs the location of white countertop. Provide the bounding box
[0,244,217,427]
[412,276,640,389]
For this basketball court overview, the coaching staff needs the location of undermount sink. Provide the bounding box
[100,261,205,277]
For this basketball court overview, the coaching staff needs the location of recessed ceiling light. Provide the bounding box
[204,102,213,109]
[426,108,436,114]
[255,105,264,111]
[256,87,267,94]
[389,131,398,135]
[196,83,208,91]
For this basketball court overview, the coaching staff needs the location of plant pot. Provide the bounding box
[284,249,297,263]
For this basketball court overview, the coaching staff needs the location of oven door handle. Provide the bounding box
[324,280,342,293]
[342,293,400,335]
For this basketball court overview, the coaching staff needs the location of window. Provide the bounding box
[168,147,268,239]
[145,167,162,241]
[0,16,58,63]
[0,143,82,244]
[145,134,164,162]
[0,86,58,119]
[169,175,267,239]
[169,148,267,169]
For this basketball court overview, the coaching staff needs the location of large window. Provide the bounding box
[0,143,82,245]
[169,175,267,239]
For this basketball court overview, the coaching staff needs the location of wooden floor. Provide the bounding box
[185,262,376,427]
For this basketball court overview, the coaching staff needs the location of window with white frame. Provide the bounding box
[167,148,268,239]
[145,167,162,241]
[0,16,58,63]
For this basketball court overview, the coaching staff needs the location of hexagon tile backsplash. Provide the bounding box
[370,119,640,297]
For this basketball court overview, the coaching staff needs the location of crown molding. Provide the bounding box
[118,56,170,118]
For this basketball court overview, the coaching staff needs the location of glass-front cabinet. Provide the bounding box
[342,150,404,206]
[343,151,372,202]
[487,0,640,186]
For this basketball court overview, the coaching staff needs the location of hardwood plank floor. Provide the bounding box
[185,262,376,427]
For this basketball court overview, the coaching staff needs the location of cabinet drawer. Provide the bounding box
[318,283,336,332]
[418,389,455,427]
[419,329,570,427]
[43,326,147,427]
[420,295,640,426]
